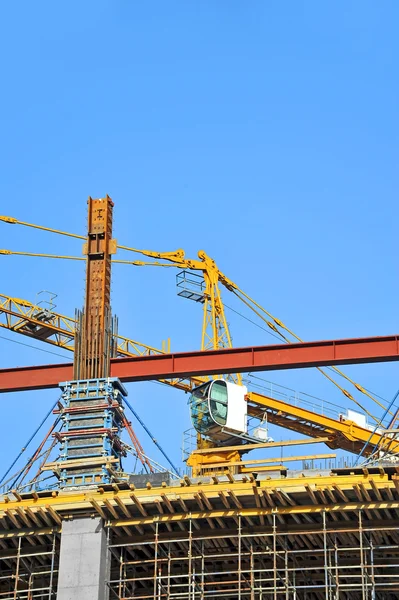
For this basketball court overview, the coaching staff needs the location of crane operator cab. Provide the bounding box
[189,379,271,445]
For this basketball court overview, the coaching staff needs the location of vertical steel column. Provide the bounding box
[75,195,116,381]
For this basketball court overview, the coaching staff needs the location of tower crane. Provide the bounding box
[1,209,399,479]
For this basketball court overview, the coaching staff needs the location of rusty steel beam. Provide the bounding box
[0,334,398,393]
[74,196,116,379]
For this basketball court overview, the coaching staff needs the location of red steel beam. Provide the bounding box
[0,334,399,394]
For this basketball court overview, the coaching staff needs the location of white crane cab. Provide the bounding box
[189,379,249,443]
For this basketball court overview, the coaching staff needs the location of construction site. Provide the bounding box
[0,195,398,600]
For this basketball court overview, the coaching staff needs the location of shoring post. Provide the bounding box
[328,520,335,600]
[126,544,132,598]
[28,572,33,598]
[124,547,128,598]
[48,533,56,599]
[328,541,334,600]
[273,513,277,600]
[292,553,297,600]
[167,546,171,600]
[118,544,123,600]
[188,517,193,600]
[238,514,242,600]
[158,564,162,600]
[358,510,367,600]
[191,533,197,600]
[153,521,159,600]
[200,540,205,600]
[284,538,289,600]
[250,541,255,600]
[322,511,329,600]
[13,536,21,600]
[370,535,376,600]
[334,536,339,599]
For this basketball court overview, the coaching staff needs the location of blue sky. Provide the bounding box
[0,2,398,479]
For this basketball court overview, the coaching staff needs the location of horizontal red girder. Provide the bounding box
[0,334,399,393]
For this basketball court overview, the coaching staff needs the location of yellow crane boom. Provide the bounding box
[0,293,171,357]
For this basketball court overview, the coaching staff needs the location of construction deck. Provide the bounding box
[1,467,399,599]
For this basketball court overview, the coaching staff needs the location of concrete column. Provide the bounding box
[57,517,110,600]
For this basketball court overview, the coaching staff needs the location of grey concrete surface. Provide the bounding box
[57,517,109,600]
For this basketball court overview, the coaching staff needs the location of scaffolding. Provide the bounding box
[3,516,399,600]
[106,511,399,599]
[2,467,399,599]
[0,533,58,599]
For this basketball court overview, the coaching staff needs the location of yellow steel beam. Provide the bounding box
[241,465,285,472]
[0,472,392,514]
[107,500,399,527]
[114,520,399,545]
[191,437,331,454]
[0,525,60,539]
[247,390,399,456]
[203,453,337,469]
[0,475,396,539]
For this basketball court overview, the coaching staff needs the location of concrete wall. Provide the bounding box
[57,517,109,600]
